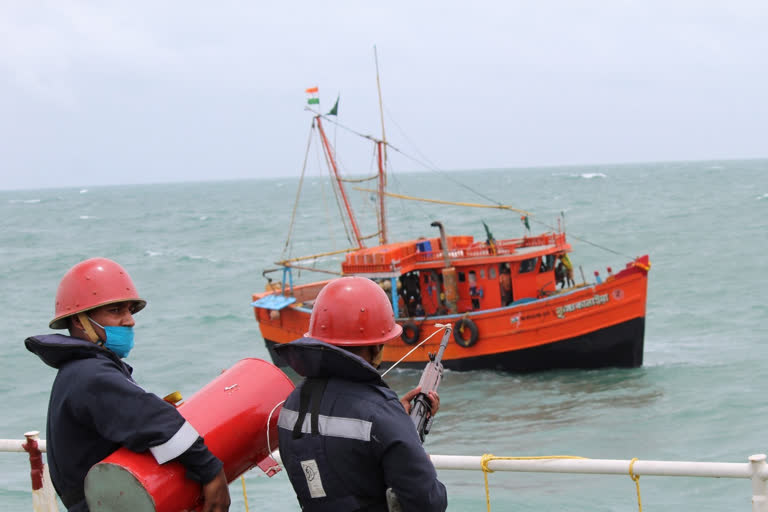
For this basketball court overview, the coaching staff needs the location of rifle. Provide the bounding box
[409,323,451,443]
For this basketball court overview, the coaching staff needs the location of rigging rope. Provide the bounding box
[352,188,531,216]
[317,122,356,248]
[281,123,315,261]
[629,458,643,512]
[383,106,636,259]
[341,174,378,183]
[240,475,250,512]
[307,110,633,260]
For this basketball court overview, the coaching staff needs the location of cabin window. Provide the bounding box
[458,271,466,282]
[480,269,485,279]
[519,258,537,273]
[540,255,555,273]
[489,267,497,279]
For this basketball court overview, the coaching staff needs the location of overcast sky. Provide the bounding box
[1,1,766,190]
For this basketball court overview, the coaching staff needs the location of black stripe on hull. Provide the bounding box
[264,317,645,373]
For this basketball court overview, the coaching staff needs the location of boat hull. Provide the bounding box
[254,267,648,373]
[265,316,644,372]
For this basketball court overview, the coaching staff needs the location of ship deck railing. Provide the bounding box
[5,432,768,511]
[344,236,567,275]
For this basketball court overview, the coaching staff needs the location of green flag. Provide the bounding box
[327,95,339,116]
[307,98,319,105]
[482,220,494,241]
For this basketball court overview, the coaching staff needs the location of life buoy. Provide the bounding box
[454,318,479,348]
[401,322,420,345]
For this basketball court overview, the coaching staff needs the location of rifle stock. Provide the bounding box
[409,324,452,443]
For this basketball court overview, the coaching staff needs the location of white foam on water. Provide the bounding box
[8,199,41,204]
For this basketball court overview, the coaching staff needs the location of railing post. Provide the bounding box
[750,454,768,512]
[22,431,59,512]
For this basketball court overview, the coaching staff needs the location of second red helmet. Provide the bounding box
[306,276,402,346]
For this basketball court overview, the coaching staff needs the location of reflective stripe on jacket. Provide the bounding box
[276,338,447,512]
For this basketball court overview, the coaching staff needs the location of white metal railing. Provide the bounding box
[272,451,768,511]
[4,435,768,511]
[0,438,47,452]
[2,432,58,512]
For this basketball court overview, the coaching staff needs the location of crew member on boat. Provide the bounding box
[560,253,575,287]
[25,258,230,512]
[275,276,447,511]
[499,263,513,305]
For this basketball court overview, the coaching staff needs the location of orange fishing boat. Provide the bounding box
[252,66,650,372]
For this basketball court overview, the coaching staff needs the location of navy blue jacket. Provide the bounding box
[276,338,447,512]
[25,334,222,511]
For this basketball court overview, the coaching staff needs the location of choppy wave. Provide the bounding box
[178,254,219,263]
[757,193,768,200]
[552,172,608,179]
[8,199,41,204]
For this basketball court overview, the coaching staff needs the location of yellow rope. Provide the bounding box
[352,187,531,215]
[480,454,587,511]
[629,458,642,512]
[240,475,249,512]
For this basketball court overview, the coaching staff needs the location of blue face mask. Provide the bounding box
[88,317,135,359]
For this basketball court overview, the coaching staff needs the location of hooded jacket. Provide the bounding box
[276,338,447,512]
[25,334,221,511]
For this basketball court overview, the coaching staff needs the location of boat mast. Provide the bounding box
[374,46,388,245]
[376,141,387,244]
[315,115,365,249]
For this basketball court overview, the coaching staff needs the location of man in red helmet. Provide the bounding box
[25,258,230,512]
[276,276,447,511]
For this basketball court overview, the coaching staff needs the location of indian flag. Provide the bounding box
[305,86,319,105]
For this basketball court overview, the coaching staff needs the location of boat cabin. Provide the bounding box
[340,231,572,318]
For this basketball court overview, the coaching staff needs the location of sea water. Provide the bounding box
[1,159,767,511]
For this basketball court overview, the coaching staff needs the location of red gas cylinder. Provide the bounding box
[84,358,294,511]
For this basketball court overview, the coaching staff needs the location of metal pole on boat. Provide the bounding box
[390,276,399,318]
[377,140,388,245]
[750,454,768,511]
[373,45,388,168]
[431,221,458,314]
[373,46,389,245]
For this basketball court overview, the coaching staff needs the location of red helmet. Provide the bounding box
[306,277,402,346]
[49,258,146,329]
